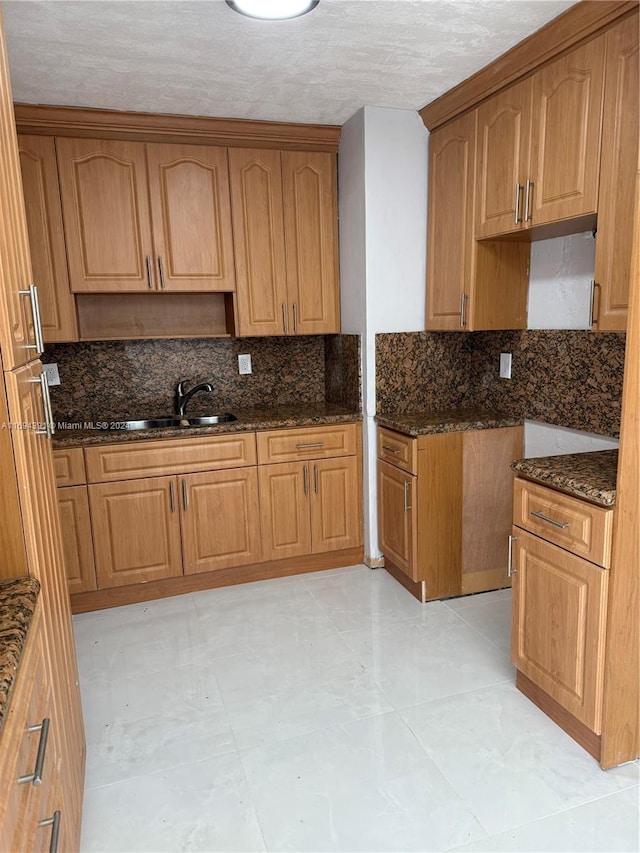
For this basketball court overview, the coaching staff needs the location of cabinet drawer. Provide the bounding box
[514,478,614,568]
[52,447,86,486]
[377,427,416,474]
[85,433,257,482]
[0,612,51,852]
[257,424,358,464]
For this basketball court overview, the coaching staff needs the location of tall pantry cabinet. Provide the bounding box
[0,11,85,850]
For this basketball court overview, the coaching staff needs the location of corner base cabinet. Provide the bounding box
[377,424,523,601]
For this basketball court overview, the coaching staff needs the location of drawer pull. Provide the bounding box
[382,445,400,455]
[295,442,324,450]
[531,510,569,530]
[507,534,518,577]
[403,480,411,512]
[19,717,50,786]
[39,810,61,853]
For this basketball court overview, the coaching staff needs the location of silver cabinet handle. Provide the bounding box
[38,810,61,853]
[460,292,468,328]
[524,179,533,223]
[590,281,601,327]
[514,183,522,225]
[531,510,569,530]
[403,480,411,512]
[303,465,308,496]
[282,304,288,334]
[145,256,153,289]
[292,303,297,334]
[313,464,318,494]
[169,480,175,512]
[296,442,324,450]
[157,256,166,289]
[182,479,188,511]
[382,445,400,455]
[30,373,54,437]
[507,534,518,577]
[19,717,50,785]
[20,284,44,354]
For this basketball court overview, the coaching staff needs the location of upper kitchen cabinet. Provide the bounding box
[230,147,339,336]
[475,37,605,238]
[57,137,236,293]
[593,14,639,332]
[145,143,235,292]
[0,23,40,369]
[426,111,529,332]
[18,135,78,342]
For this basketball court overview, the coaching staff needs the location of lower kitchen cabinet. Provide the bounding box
[89,476,183,589]
[57,485,97,594]
[259,462,312,560]
[511,528,608,733]
[377,424,523,601]
[181,468,261,574]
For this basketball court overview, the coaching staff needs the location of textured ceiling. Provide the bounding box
[3,0,578,126]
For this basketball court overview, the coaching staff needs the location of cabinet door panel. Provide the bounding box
[310,456,361,553]
[57,485,96,594]
[229,148,288,336]
[258,462,311,560]
[377,460,417,581]
[426,111,476,330]
[594,14,639,331]
[57,138,154,292]
[18,135,78,342]
[511,529,608,733]
[529,37,605,225]
[0,22,38,369]
[282,151,339,334]
[475,79,532,237]
[181,468,261,574]
[89,476,183,588]
[147,143,235,292]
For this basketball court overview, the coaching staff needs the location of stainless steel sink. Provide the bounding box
[118,414,237,430]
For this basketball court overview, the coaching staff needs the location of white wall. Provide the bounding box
[339,105,428,562]
[524,421,619,457]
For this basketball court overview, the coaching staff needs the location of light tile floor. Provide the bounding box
[75,565,640,852]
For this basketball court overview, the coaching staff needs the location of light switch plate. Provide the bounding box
[42,363,61,386]
[238,354,252,375]
[499,353,512,380]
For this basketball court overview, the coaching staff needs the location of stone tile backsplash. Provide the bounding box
[377,330,626,438]
[45,335,361,422]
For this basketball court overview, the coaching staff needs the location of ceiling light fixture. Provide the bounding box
[225,0,319,20]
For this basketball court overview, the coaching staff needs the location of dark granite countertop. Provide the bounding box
[512,450,618,507]
[0,576,40,731]
[375,408,523,437]
[51,403,362,448]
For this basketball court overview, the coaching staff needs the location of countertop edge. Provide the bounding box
[0,577,41,732]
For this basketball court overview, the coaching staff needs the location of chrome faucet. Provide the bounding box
[176,380,214,417]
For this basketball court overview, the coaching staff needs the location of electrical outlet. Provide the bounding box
[42,363,60,386]
[238,354,252,375]
[499,353,512,380]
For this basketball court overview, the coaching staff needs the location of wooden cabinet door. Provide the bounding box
[282,151,340,334]
[475,79,532,237]
[426,111,477,330]
[57,485,96,594]
[146,143,236,292]
[377,460,417,581]
[4,362,85,849]
[181,468,261,574]
[529,36,605,226]
[511,528,608,733]
[461,426,523,594]
[89,476,183,588]
[258,462,311,560]
[593,14,639,332]
[229,148,288,336]
[310,456,361,554]
[18,135,78,343]
[57,137,155,292]
[0,21,39,369]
